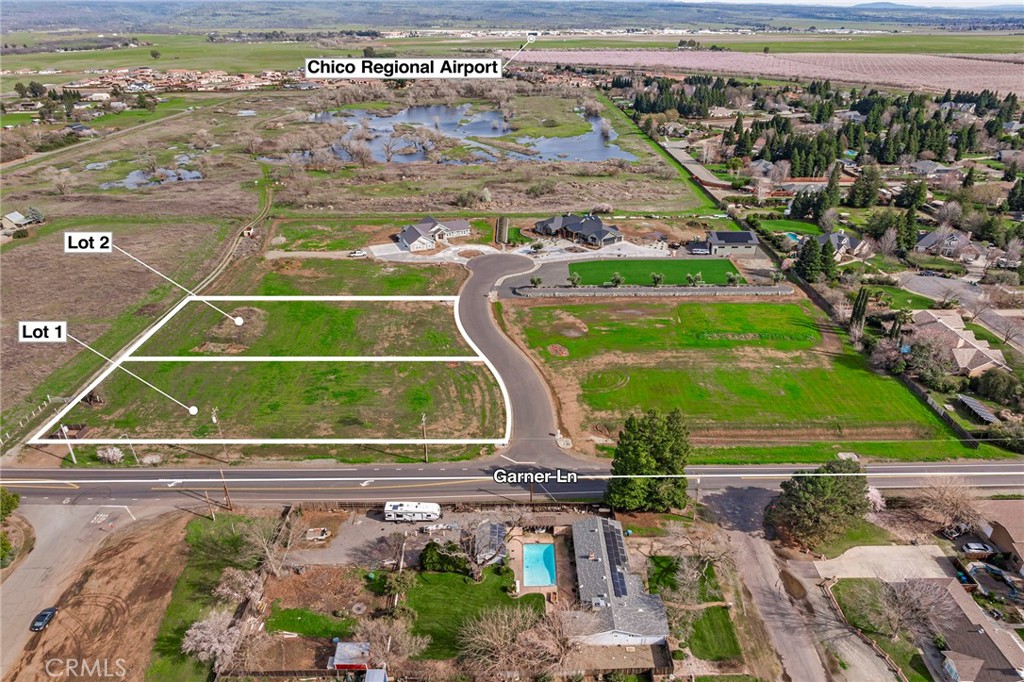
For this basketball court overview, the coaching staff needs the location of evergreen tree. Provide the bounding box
[899,208,919,251]
[795,238,823,281]
[850,286,869,332]
[895,179,928,209]
[1003,161,1019,182]
[820,240,838,280]
[605,409,691,512]
[765,459,870,547]
[847,165,882,208]
[1008,179,1024,211]
[962,166,977,188]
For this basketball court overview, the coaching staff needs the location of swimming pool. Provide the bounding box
[522,543,556,587]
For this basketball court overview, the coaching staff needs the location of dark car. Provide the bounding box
[30,607,57,632]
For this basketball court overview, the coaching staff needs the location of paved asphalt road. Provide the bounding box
[2,254,1023,505]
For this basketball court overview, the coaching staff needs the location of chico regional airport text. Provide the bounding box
[305,58,503,80]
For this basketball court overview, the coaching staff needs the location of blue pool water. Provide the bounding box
[522,543,556,587]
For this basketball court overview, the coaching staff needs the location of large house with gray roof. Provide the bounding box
[397,216,471,252]
[707,230,759,256]
[567,517,670,647]
[534,214,623,247]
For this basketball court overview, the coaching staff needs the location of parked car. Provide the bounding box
[962,542,996,555]
[942,523,970,540]
[30,607,57,632]
[689,247,710,255]
[348,250,368,258]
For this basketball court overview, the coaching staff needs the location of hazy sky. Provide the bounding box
[674,0,1016,7]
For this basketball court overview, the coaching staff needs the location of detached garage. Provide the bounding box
[707,231,759,257]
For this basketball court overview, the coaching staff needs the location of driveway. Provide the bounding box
[814,545,956,582]
[704,487,829,682]
[0,503,175,675]
[901,275,1024,353]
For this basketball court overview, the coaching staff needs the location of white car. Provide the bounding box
[962,542,996,555]
[348,250,368,258]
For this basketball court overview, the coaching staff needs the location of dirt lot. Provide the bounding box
[0,216,230,421]
[3,511,189,682]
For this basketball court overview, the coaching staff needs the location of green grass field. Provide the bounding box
[568,259,743,286]
[832,579,933,682]
[265,603,354,638]
[512,300,1000,461]
[60,359,504,440]
[135,300,470,357]
[406,567,545,659]
[146,515,258,682]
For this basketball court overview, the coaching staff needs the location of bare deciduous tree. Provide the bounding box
[1005,237,1023,266]
[42,166,72,195]
[872,580,957,641]
[214,568,261,603]
[990,316,1024,346]
[876,226,899,258]
[241,515,303,577]
[191,129,214,151]
[238,132,263,155]
[920,477,980,528]
[181,609,241,672]
[354,617,430,668]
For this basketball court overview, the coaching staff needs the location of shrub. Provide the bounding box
[96,446,125,464]
[420,540,470,574]
[141,454,163,466]
[12,229,28,239]
[525,179,557,198]
[453,187,490,208]
[591,203,613,214]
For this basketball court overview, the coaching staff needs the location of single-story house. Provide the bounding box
[62,123,97,137]
[923,577,1024,682]
[534,214,623,247]
[567,517,670,647]
[915,229,976,259]
[748,159,774,176]
[707,230,759,256]
[2,211,36,232]
[397,216,471,252]
[910,310,1009,377]
[909,160,949,178]
[327,641,370,671]
[802,229,870,261]
[979,500,1024,577]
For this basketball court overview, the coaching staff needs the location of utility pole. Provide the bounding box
[421,413,428,463]
[120,434,139,466]
[220,468,234,512]
[60,424,77,465]
[212,407,228,461]
[204,490,216,520]
[529,480,534,504]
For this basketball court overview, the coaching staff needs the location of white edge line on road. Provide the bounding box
[4,470,1022,485]
[28,438,509,446]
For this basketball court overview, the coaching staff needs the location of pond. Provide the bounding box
[303,103,636,164]
[99,168,203,190]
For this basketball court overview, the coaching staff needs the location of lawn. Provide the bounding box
[405,567,545,659]
[510,300,999,462]
[865,285,936,311]
[688,565,742,662]
[813,518,895,559]
[265,603,354,638]
[568,259,743,286]
[134,300,470,358]
[60,359,505,440]
[146,515,258,682]
[764,219,822,236]
[831,579,933,682]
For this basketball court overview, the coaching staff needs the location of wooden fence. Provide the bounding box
[895,375,979,448]
[819,577,910,682]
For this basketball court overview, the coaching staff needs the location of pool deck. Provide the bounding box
[507,527,578,610]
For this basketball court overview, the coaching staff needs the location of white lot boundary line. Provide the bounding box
[30,294,512,446]
[30,295,194,444]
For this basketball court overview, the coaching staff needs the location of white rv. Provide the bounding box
[384,501,442,522]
